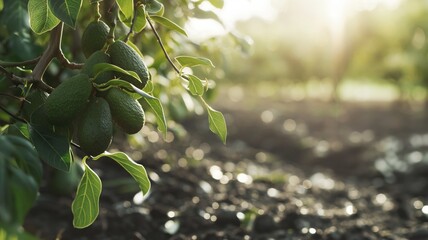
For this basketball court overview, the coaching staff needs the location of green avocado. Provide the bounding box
[77,97,113,156]
[81,20,110,58]
[45,74,92,125]
[103,87,145,134]
[82,50,114,84]
[107,40,149,89]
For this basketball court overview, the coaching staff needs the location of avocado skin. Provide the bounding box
[82,51,113,84]
[77,97,113,156]
[103,87,145,134]
[45,74,92,125]
[81,21,110,58]
[107,41,149,89]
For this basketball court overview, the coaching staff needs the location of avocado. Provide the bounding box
[45,74,92,125]
[81,20,110,58]
[82,51,114,84]
[77,97,113,156]
[103,87,145,134]
[107,40,149,89]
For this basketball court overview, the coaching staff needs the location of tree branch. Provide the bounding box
[125,2,138,42]
[0,57,41,68]
[56,50,84,69]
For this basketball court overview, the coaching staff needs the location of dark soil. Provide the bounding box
[24,95,428,240]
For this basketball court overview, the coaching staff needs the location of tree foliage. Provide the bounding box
[0,0,228,236]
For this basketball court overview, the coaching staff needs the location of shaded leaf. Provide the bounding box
[29,106,71,172]
[94,152,150,195]
[0,0,29,36]
[176,56,215,68]
[28,0,60,34]
[48,0,82,28]
[150,15,187,36]
[145,0,163,14]
[72,159,102,228]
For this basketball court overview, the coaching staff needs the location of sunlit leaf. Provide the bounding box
[200,99,227,144]
[28,0,60,34]
[131,85,157,99]
[185,74,204,96]
[133,5,147,33]
[150,15,187,37]
[208,0,224,9]
[93,63,141,84]
[140,97,167,136]
[116,0,133,20]
[94,152,150,195]
[48,0,82,28]
[72,159,102,228]
[176,56,215,68]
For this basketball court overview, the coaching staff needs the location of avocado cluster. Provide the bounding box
[42,20,148,156]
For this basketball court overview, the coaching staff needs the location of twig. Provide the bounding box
[0,57,41,68]
[0,93,30,103]
[0,65,40,86]
[0,104,27,123]
[146,16,181,74]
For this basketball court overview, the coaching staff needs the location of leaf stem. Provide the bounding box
[125,2,138,42]
[146,16,181,74]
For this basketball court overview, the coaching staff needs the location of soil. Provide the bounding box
[24,94,428,240]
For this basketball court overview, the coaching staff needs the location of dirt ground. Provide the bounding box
[24,93,428,240]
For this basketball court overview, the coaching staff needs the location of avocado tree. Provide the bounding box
[0,0,227,237]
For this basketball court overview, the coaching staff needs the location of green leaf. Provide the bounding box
[149,15,187,37]
[131,85,156,99]
[140,97,167,136]
[0,135,41,225]
[29,106,72,172]
[94,152,150,195]
[48,0,82,28]
[94,79,134,92]
[116,0,133,20]
[0,0,29,36]
[185,74,204,96]
[203,101,227,144]
[176,56,215,68]
[208,0,224,8]
[145,0,163,14]
[93,63,141,84]
[132,5,147,33]
[193,8,223,25]
[72,159,102,228]
[0,0,4,11]
[28,0,60,34]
